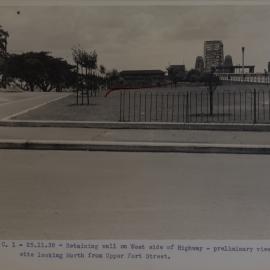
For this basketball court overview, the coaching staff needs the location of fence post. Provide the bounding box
[253,88,257,124]
[81,88,84,105]
[119,91,122,122]
[185,92,189,123]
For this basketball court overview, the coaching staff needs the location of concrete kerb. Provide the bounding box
[1,139,270,154]
[2,120,270,131]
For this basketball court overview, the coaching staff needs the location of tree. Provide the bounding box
[106,69,119,88]
[99,65,106,88]
[0,25,9,88]
[167,65,186,87]
[72,46,85,70]
[5,51,75,92]
[201,68,221,116]
[99,65,106,75]
[0,25,8,55]
[185,69,202,82]
[72,46,98,90]
[84,50,98,91]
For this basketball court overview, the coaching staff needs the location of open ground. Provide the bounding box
[9,84,270,123]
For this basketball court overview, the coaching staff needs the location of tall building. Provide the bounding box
[224,55,233,67]
[223,55,234,73]
[195,56,204,72]
[204,40,224,72]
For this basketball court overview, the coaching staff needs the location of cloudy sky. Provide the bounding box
[0,2,270,72]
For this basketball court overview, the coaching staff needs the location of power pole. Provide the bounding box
[242,46,245,76]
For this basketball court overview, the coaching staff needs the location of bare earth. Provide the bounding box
[12,84,270,123]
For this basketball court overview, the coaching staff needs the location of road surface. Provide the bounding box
[0,92,69,120]
[0,150,269,239]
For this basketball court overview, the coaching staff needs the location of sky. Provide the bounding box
[0,2,270,72]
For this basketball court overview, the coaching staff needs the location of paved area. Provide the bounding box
[0,92,70,120]
[1,126,270,145]
[0,150,270,239]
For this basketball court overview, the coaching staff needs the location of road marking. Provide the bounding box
[0,93,56,107]
[1,94,71,121]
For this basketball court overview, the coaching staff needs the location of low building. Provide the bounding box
[119,69,166,87]
[216,65,255,74]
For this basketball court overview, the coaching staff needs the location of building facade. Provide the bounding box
[204,40,224,72]
[217,55,234,73]
[194,56,204,72]
[224,55,233,67]
[119,70,166,87]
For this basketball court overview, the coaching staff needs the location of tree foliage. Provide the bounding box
[5,51,76,91]
[72,46,97,74]
[99,65,106,75]
[167,66,186,86]
[0,25,9,54]
[0,25,9,88]
[185,69,202,82]
[201,68,221,116]
[71,46,107,92]
[106,69,120,88]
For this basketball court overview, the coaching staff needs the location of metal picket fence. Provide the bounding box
[119,89,270,123]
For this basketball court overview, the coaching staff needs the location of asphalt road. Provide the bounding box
[0,150,270,239]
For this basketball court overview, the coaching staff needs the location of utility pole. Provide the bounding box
[242,46,245,76]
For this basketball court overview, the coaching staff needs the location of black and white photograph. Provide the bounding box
[1,0,270,269]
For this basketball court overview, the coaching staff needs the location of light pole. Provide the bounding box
[242,46,245,76]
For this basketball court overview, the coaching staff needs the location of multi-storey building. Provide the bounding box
[204,40,224,72]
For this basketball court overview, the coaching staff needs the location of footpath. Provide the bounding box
[1,125,270,154]
[1,91,270,154]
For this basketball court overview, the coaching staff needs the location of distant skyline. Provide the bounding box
[0,4,270,72]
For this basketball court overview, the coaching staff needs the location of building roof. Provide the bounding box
[168,65,185,68]
[120,70,165,75]
[204,40,223,44]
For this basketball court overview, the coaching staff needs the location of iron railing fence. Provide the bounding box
[119,89,270,123]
